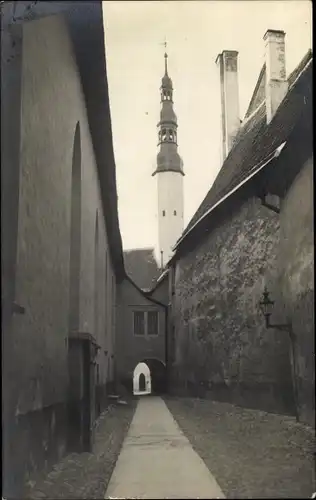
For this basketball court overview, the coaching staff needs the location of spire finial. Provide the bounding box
[162,37,168,75]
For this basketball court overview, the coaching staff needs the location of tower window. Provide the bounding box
[162,129,167,141]
[162,210,166,216]
[168,129,173,141]
[174,210,177,215]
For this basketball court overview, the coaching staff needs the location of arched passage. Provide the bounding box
[133,362,151,395]
[142,358,167,394]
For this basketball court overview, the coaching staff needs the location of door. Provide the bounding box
[82,340,94,451]
[139,373,146,391]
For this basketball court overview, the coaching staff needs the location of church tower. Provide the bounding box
[152,51,185,268]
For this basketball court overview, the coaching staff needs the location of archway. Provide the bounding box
[133,362,151,395]
[142,358,167,394]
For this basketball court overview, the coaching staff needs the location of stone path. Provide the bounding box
[105,396,225,499]
[165,397,315,499]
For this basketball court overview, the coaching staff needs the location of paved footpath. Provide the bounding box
[105,396,225,499]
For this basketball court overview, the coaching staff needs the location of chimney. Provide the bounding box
[264,29,288,124]
[216,50,240,162]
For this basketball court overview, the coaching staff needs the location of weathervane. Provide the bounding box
[159,37,168,54]
[160,37,168,74]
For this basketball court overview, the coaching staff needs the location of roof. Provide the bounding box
[154,148,185,176]
[244,48,312,120]
[176,50,312,248]
[244,64,266,119]
[146,268,169,295]
[6,1,125,280]
[124,248,162,291]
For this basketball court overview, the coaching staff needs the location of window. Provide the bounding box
[133,311,159,336]
[173,210,177,216]
[162,210,166,216]
[134,311,145,336]
[147,311,159,336]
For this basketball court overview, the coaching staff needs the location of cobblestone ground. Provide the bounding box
[165,396,315,499]
[24,398,137,499]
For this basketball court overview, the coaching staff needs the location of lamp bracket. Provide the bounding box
[266,315,293,333]
[260,193,281,214]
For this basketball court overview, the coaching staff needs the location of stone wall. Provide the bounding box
[171,195,295,414]
[2,12,117,495]
[278,155,314,426]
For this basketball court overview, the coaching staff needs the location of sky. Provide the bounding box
[103,0,312,254]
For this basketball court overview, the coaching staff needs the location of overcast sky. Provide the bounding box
[103,1,312,254]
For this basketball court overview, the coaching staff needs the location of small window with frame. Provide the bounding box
[147,311,159,336]
[133,311,145,336]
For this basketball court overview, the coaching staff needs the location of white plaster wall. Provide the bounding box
[157,171,184,266]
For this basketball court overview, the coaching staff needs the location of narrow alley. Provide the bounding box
[2,1,314,498]
[24,394,314,499]
[105,397,225,499]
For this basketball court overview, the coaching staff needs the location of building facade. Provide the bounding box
[167,31,314,426]
[115,275,168,394]
[1,2,124,496]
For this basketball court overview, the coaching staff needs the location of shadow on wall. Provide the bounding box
[133,362,151,396]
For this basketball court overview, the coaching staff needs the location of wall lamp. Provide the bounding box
[259,286,299,421]
[259,286,293,333]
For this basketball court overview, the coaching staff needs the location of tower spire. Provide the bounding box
[152,47,185,268]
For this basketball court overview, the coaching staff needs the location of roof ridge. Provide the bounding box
[288,49,313,88]
[174,141,287,251]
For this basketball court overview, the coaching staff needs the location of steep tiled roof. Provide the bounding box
[124,248,161,290]
[244,64,266,119]
[178,51,312,244]
[287,49,313,88]
[244,49,312,122]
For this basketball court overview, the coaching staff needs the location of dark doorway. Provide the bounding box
[142,358,166,394]
[139,373,146,391]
